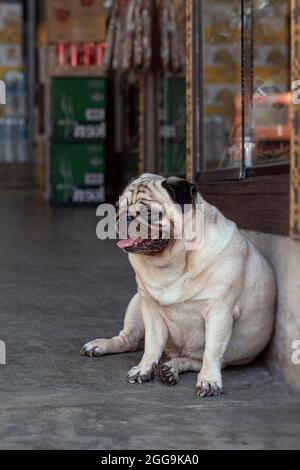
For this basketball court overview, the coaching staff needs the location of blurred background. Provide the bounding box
[0,0,292,203]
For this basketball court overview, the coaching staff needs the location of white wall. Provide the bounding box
[244,231,300,393]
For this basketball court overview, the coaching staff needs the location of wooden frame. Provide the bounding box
[199,174,290,236]
[291,0,300,238]
[186,0,201,182]
[186,0,294,237]
[185,0,193,181]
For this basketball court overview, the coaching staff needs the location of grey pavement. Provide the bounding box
[0,190,299,450]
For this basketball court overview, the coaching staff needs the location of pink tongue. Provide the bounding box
[117,237,139,249]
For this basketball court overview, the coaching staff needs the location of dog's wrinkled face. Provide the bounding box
[116,174,197,256]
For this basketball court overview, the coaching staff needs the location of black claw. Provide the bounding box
[127,378,136,384]
[126,373,138,384]
[126,369,154,384]
[81,346,89,355]
[159,364,178,386]
[196,383,223,397]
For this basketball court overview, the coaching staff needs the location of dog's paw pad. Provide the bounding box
[196,381,223,397]
[159,363,179,386]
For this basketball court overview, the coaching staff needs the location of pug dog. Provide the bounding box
[81,174,276,396]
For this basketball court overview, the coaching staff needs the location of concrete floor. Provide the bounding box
[0,190,300,450]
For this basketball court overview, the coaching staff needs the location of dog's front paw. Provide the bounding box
[196,373,223,397]
[126,363,156,384]
[159,362,179,385]
[80,339,109,357]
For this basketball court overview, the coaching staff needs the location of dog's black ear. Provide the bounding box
[162,178,197,210]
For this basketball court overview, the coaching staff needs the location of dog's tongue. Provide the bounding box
[117,237,139,249]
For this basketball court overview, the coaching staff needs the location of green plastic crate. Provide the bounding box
[51,143,105,206]
[51,78,107,141]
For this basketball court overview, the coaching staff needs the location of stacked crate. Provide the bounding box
[51,77,106,205]
[46,0,107,205]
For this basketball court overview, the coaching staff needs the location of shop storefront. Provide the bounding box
[187,0,295,234]
[186,0,300,391]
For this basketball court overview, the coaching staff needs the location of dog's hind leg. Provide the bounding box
[159,357,202,385]
[81,293,144,357]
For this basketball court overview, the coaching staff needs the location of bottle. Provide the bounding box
[17,117,28,162]
[5,72,15,117]
[16,72,25,117]
[0,118,4,162]
[4,117,13,162]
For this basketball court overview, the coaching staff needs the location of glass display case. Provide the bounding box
[191,0,291,179]
[186,0,299,238]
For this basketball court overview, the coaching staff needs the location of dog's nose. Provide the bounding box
[127,215,135,224]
